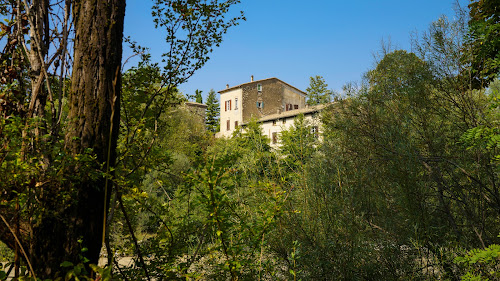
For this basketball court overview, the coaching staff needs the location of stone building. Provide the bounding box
[218,76,326,146]
[183,101,207,123]
[218,76,307,137]
[259,103,325,147]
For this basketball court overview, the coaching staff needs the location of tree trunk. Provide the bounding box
[29,0,125,277]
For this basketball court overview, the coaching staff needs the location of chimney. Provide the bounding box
[226,84,229,89]
[251,75,254,82]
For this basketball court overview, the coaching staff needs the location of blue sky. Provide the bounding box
[123,0,468,100]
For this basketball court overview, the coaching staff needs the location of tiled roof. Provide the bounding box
[245,103,330,124]
[218,77,306,95]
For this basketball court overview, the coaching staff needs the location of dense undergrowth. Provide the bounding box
[1,1,500,280]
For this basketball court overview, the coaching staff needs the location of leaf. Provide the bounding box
[60,261,74,268]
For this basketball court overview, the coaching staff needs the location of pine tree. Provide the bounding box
[205,89,220,133]
[306,75,332,105]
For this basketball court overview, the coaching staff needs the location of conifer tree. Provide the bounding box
[306,75,333,105]
[205,89,220,133]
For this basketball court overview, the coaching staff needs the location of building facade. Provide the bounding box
[218,76,307,138]
[258,104,325,147]
[218,76,327,146]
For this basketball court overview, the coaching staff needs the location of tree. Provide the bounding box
[234,119,271,153]
[205,88,220,133]
[194,89,203,103]
[0,0,126,277]
[279,114,318,171]
[286,52,441,279]
[306,75,332,106]
[318,45,496,278]
[468,0,500,88]
[0,0,243,278]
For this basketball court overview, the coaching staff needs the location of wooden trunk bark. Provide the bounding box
[29,0,125,278]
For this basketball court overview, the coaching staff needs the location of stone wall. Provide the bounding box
[184,102,207,123]
[283,86,306,109]
[242,78,285,123]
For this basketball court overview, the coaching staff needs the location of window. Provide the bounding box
[256,101,264,109]
[286,104,293,111]
[235,98,238,110]
[225,100,232,111]
[257,84,262,92]
[227,120,230,131]
[311,126,319,138]
[235,121,238,128]
[272,132,278,144]
[294,104,299,110]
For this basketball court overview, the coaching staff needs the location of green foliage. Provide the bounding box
[107,4,500,281]
[112,60,211,258]
[306,75,332,106]
[0,243,112,281]
[455,244,500,280]
[462,126,500,160]
[186,89,204,103]
[152,0,245,85]
[0,0,245,278]
[5,1,500,280]
[0,242,13,262]
[234,118,270,153]
[279,114,318,182]
[195,89,203,104]
[280,114,317,160]
[111,120,289,280]
[461,78,500,162]
[205,89,220,133]
[468,0,500,88]
[288,241,302,281]
[312,44,495,279]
